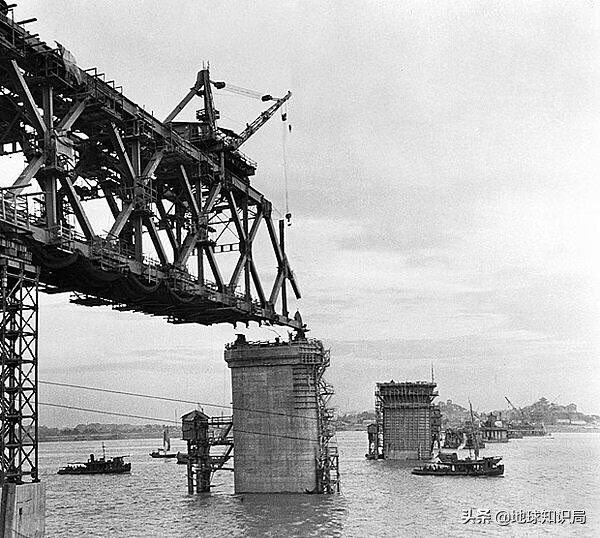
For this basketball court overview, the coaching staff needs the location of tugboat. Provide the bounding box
[412,401,504,477]
[150,428,176,459]
[412,452,504,477]
[58,443,131,475]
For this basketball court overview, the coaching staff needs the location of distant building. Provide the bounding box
[481,414,508,443]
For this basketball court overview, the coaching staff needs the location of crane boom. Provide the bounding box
[505,396,526,418]
[227,91,292,150]
[163,70,204,124]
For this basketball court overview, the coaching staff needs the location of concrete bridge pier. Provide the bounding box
[0,482,45,538]
[225,333,338,494]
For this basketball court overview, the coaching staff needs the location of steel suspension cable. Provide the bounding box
[40,402,319,444]
[40,380,326,422]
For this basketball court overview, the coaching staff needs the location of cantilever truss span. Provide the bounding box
[0,8,302,330]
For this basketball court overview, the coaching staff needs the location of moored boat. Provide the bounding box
[150,428,176,459]
[150,449,177,459]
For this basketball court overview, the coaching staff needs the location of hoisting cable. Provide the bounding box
[281,101,292,226]
[221,83,264,101]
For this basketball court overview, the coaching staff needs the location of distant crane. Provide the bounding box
[504,396,528,423]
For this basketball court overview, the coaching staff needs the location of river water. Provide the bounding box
[39,431,599,537]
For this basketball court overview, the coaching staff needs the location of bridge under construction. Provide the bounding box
[0,5,336,536]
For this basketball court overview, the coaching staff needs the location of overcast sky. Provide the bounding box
[10,1,600,424]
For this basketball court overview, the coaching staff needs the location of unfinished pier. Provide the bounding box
[225,333,339,493]
[373,381,441,460]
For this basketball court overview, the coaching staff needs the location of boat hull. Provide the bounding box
[57,464,131,475]
[412,464,504,477]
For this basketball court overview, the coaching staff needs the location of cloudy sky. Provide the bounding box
[10,1,600,424]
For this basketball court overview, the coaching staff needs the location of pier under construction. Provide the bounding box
[225,333,339,493]
[368,381,441,461]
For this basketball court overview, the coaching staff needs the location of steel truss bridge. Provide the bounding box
[0,7,302,485]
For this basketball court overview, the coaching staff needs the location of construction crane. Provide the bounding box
[164,69,291,153]
[164,68,223,138]
[225,91,292,151]
[505,396,527,422]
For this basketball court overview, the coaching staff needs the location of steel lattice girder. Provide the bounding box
[0,10,303,329]
[0,255,39,483]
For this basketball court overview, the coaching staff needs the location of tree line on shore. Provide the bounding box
[40,397,599,440]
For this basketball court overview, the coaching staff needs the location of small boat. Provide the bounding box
[150,428,176,459]
[176,451,189,465]
[412,452,504,476]
[413,400,504,477]
[58,443,131,475]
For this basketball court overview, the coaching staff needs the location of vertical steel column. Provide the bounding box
[130,136,143,262]
[0,256,39,484]
[243,192,250,301]
[195,166,204,283]
[42,85,58,228]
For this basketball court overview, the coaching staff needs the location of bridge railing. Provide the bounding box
[0,190,33,229]
[90,237,135,270]
[49,224,88,250]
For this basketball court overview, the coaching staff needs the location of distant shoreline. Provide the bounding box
[40,432,166,443]
[545,424,600,434]
[39,424,600,443]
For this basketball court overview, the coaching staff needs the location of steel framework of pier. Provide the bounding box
[182,411,234,494]
[0,239,39,483]
[310,346,340,494]
[374,381,441,460]
[0,6,303,484]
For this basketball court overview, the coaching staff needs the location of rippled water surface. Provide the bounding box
[40,431,600,537]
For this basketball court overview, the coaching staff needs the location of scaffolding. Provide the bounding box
[0,239,39,484]
[311,348,340,494]
[290,336,339,493]
[375,381,440,460]
[182,411,233,493]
